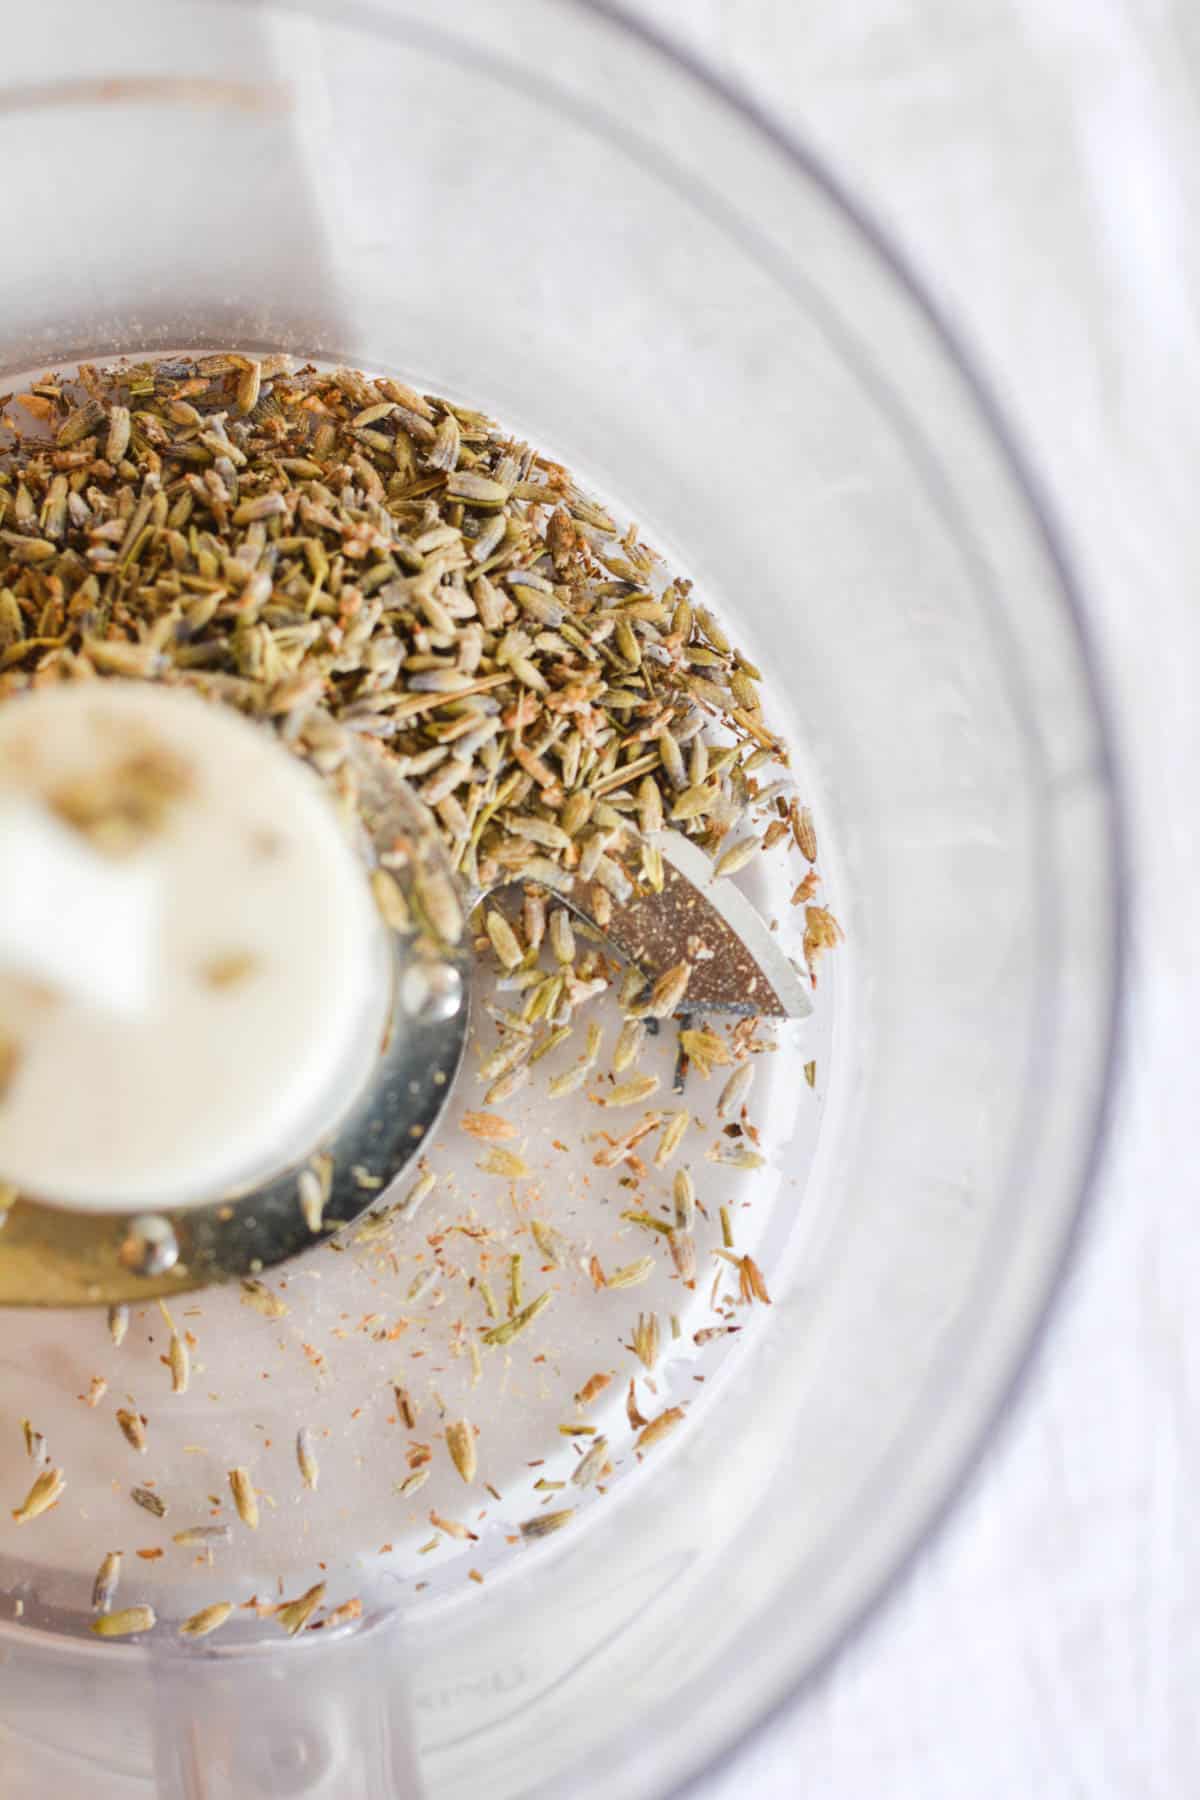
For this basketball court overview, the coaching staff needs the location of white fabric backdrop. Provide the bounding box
[619,2,1196,1795]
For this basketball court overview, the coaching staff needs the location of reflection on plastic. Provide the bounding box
[151,1613,420,1800]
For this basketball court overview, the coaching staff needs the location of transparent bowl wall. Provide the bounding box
[0,3,1121,1797]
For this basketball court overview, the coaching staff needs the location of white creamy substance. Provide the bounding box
[0,681,387,1210]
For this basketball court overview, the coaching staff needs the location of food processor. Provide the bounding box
[0,3,1122,1798]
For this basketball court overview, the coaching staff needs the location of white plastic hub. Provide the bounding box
[0,681,388,1211]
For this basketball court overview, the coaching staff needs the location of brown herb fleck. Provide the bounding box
[793,803,818,863]
[482,1291,552,1346]
[445,1419,477,1484]
[275,1581,326,1637]
[430,1510,478,1542]
[678,1028,732,1077]
[606,1256,655,1290]
[116,1409,148,1454]
[241,1279,288,1320]
[644,961,692,1020]
[92,1605,156,1638]
[570,1437,610,1489]
[296,1428,320,1491]
[738,1253,772,1305]
[12,1467,65,1523]
[173,1525,233,1548]
[478,1147,531,1178]
[92,1550,122,1613]
[803,904,843,981]
[631,1313,661,1370]
[167,1332,190,1395]
[460,1111,518,1143]
[635,1407,686,1453]
[21,1419,47,1464]
[180,1601,234,1639]
[575,1372,612,1407]
[654,1111,691,1166]
[200,950,260,990]
[229,1466,258,1529]
[520,1509,574,1540]
[315,1597,364,1632]
[600,1073,660,1107]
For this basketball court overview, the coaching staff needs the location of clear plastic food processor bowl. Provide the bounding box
[0,4,1122,1798]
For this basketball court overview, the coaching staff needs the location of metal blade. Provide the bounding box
[567,829,811,1020]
